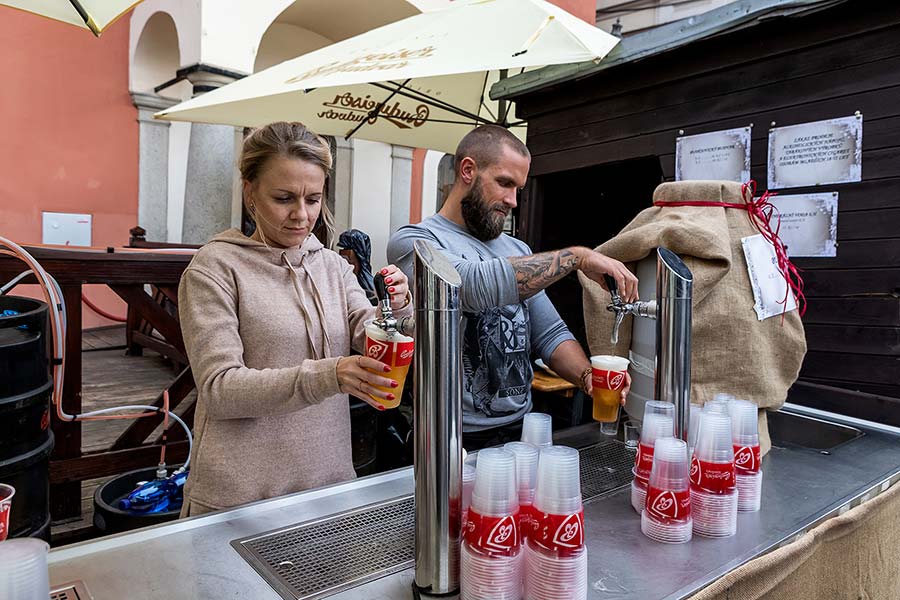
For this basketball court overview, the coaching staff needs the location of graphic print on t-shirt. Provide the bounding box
[462,303,532,418]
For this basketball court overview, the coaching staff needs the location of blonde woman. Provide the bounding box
[178,122,411,516]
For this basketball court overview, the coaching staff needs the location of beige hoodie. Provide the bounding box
[178,228,410,514]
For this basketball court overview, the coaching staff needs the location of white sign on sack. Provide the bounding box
[768,115,862,189]
[675,126,751,183]
[768,192,838,257]
[742,234,798,321]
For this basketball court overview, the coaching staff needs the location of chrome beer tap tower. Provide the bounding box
[605,248,694,440]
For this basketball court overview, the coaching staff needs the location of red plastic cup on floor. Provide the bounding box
[0,484,14,542]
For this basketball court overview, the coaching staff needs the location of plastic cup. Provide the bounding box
[0,484,14,542]
[737,471,763,512]
[524,538,588,600]
[590,355,629,424]
[691,412,737,537]
[687,402,703,457]
[463,463,477,515]
[633,411,674,490]
[521,413,553,448]
[472,448,519,517]
[730,400,761,472]
[641,437,692,544]
[461,540,523,600]
[504,442,540,506]
[534,446,582,516]
[363,318,414,409]
[704,393,733,416]
[0,538,50,600]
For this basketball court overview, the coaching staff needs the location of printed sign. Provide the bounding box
[675,126,752,183]
[768,115,862,189]
[768,192,838,257]
[742,234,798,321]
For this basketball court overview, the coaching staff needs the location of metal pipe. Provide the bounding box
[412,240,463,596]
[654,248,693,441]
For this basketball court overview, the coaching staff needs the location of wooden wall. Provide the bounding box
[511,1,900,418]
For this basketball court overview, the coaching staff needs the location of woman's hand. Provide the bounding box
[378,265,410,310]
[336,355,398,411]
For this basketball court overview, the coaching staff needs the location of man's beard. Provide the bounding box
[460,177,508,242]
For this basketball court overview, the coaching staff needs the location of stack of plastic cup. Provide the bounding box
[703,393,733,416]
[525,446,587,600]
[0,538,51,600]
[462,448,523,600]
[504,442,540,538]
[463,462,477,523]
[687,403,703,458]
[632,401,675,513]
[691,412,738,538]
[521,413,553,447]
[730,399,763,512]
[641,437,692,544]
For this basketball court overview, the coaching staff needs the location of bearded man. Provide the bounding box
[387,125,638,449]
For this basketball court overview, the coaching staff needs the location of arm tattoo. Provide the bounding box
[509,249,580,300]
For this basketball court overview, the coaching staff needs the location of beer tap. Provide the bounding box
[373,273,415,337]
[603,248,693,440]
[604,274,657,345]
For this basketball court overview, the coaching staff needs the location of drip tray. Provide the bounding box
[233,440,633,600]
[51,580,94,600]
[232,496,416,600]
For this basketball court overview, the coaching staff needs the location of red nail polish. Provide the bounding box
[389,287,395,293]
[391,381,399,388]
[381,268,388,275]
[387,393,396,401]
[384,365,391,373]
[385,277,393,284]
[377,405,385,411]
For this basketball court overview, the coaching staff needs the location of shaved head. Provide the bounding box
[454,125,530,173]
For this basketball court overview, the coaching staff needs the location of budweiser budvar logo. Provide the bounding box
[532,510,584,554]
[288,46,437,82]
[647,487,691,522]
[317,92,429,129]
[465,509,519,555]
[366,339,389,361]
[635,443,654,480]
[364,338,414,366]
[592,369,626,390]
[733,444,761,473]
[692,459,736,494]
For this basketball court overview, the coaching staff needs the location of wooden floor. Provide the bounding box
[52,325,191,544]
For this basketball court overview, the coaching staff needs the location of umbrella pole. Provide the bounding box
[68,0,101,36]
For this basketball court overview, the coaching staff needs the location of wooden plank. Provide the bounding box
[110,284,185,355]
[802,298,900,326]
[51,285,84,521]
[804,324,900,356]
[50,442,190,485]
[0,247,191,286]
[837,208,900,241]
[110,367,195,450]
[794,240,900,271]
[802,268,900,297]
[518,4,900,122]
[131,331,188,365]
[800,351,900,385]
[788,380,900,427]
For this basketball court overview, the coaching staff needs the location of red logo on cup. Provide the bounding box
[366,339,389,361]
[0,503,10,542]
[733,445,761,473]
[691,460,736,494]
[592,369,626,391]
[634,443,655,480]
[690,455,700,484]
[464,510,519,555]
[532,510,584,555]
[646,486,691,523]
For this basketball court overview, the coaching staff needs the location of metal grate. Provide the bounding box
[232,496,416,600]
[50,580,93,600]
[579,439,637,503]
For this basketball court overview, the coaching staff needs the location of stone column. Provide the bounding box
[390,145,414,234]
[332,136,354,236]
[179,65,246,244]
[132,92,177,242]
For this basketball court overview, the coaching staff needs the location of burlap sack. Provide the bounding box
[689,481,900,600]
[580,181,807,455]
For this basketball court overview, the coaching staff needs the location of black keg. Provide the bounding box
[0,295,53,540]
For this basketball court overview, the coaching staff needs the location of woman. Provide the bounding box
[178,121,411,517]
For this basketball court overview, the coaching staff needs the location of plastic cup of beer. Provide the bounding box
[363,319,414,409]
[590,355,629,425]
[0,483,14,542]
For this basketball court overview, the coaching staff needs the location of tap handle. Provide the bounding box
[603,274,618,293]
[374,273,389,302]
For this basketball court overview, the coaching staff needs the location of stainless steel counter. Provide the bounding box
[48,404,900,599]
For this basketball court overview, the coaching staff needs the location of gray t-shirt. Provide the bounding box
[387,214,575,432]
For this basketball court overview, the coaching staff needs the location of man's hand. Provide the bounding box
[581,367,631,406]
[578,250,639,303]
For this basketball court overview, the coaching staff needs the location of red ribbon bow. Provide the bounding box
[652,181,806,319]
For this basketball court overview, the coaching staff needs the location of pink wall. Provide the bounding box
[549,0,595,23]
[0,8,137,328]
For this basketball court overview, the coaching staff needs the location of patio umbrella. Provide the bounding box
[155,0,618,153]
[1,0,143,36]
